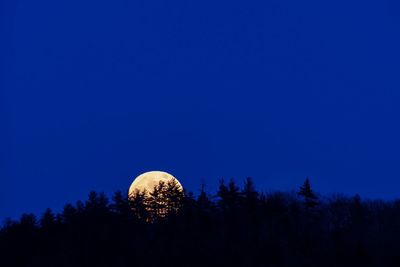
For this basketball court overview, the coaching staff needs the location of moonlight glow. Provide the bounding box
[128,171,183,196]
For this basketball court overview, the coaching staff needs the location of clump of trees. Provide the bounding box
[129,179,185,221]
[1,178,400,267]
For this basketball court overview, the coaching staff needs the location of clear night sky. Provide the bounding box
[1,0,400,220]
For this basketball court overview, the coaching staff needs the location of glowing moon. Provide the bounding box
[128,171,183,196]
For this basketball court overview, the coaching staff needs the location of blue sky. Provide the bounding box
[1,0,400,220]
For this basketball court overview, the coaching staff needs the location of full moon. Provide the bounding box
[128,171,183,197]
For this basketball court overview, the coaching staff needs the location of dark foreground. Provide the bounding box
[2,178,400,267]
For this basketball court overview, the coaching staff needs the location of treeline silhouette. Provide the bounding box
[2,178,400,267]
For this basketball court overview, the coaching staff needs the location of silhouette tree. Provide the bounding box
[147,181,168,219]
[197,183,213,212]
[61,203,77,224]
[40,208,56,230]
[128,189,149,220]
[217,179,241,212]
[164,179,185,215]
[217,179,228,209]
[298,177,319,209]
[241,177,258,208]
[85,191,109,214]
[75,200,85,214]
[111,190,131,217]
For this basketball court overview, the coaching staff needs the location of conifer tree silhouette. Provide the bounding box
[111,190,131,217]
[217,179,241,212]
[85,191,109,214]
[217,178,229,208]
[148,181,167,219]
[40,208,55,230]
[197,183,213,212]
[128,189,148,220]
[61,203,77,224]
[164,179,184,215]
[242,177,258,206]
[298,177,318,209]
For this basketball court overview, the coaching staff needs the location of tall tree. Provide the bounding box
[128,189,148,221]
[197,183,213,212]
[242,177,258,205]
[217,179,241,209]
[40,208,56,230]
[298,177,318,209]
[147,181,168,219]
[111,190,130,217]
[164,179,184,215]
[61,203,77,224]
[85,191,109,215]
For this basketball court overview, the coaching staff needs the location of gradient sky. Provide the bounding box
[2,0,400,220]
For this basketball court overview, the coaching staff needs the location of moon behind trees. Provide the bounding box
[128,171,183,197]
